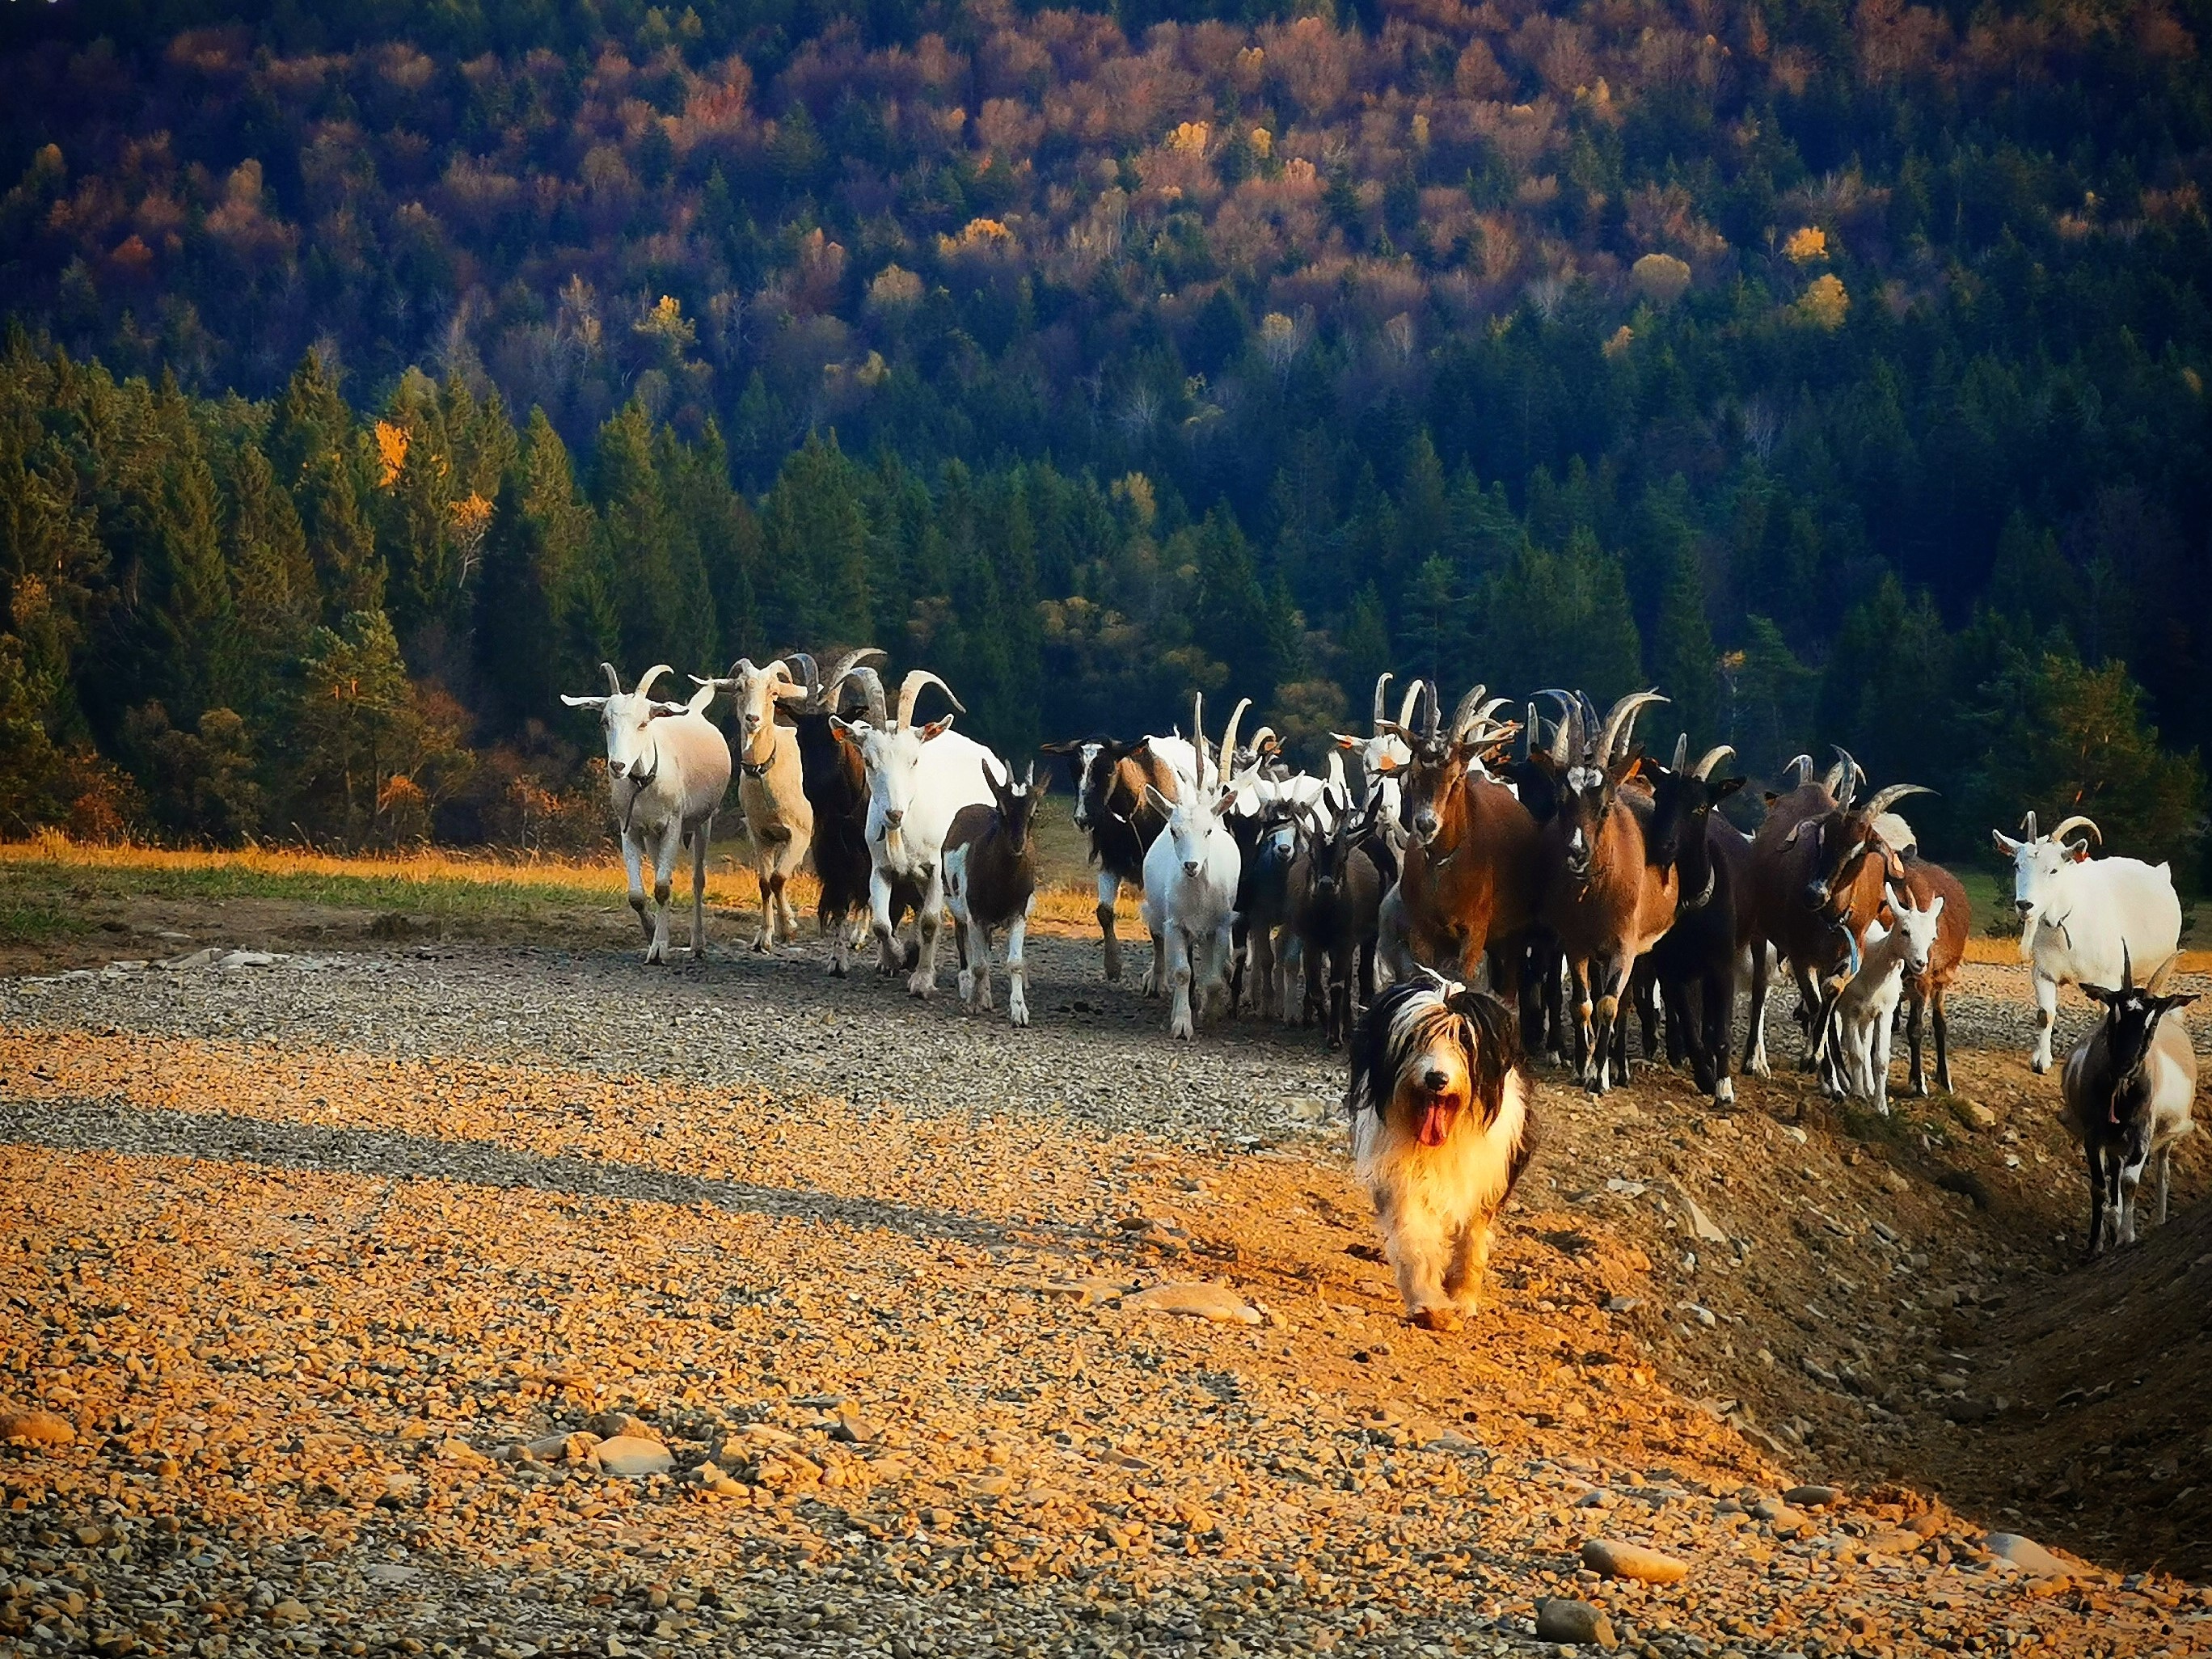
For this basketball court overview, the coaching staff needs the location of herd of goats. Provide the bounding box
[558,648,2197,1278]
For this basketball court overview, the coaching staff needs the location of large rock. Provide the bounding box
[1121,1282,1262,1325]
[1985,1533,2071,1577]
[593,1435,674,1478]
[1582,1539,1690,1584]
[0,1408,75,1448]
[1534,1598,1618,1649]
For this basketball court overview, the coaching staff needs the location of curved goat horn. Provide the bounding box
[1449,683,1488,741]
[1693,744,1736,781]
[840,665,889,727]
[1860,783,1935,818]
[2122,942,2135,991]
[1597,690,1668,766]
[1524,703,1539,762]
[1786,753,1813,786]
[1372,673,1394,733]
[1219,697,1250,786]
[1421,680,1442,745]
[635,665,672,700]
[2020,810,2039,840]
[896,669,966,731]
[785,652,821,703]
[601,661,624,695]
[1671,732,1689,772]
[1398,681,1425,731]
[2050,814,2102,846]
[2147,951,2181,994]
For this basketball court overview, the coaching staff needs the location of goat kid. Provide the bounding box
[1821,883,1944,1116]
[2062,951,2197,1254]
[1346,973,1536,1332]
[943,764,1048,1026]
[561,663,732,964]
[695,656,813,952]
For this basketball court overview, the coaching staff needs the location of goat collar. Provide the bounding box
[1678,861,1716,913]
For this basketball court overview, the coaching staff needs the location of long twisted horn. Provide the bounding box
[2020,810,2039,840]
[601,661,623,694]
[1372,672,1393,733]
[1399,682,1425,731]
[1597,690,1668,766]
[1671,732,1689,772]
[1787,753,1813,786]
[1421,680,1442,745]
[840,665,889,727]
[635,664,673,700]
[1524,702,1539,762]
[1692,744,1736,781]
[1860,783,1935,818]
[1834,746,1866,808]
[895,669,966,731]
[2049,814,2102,846]
[1537,689,1577,765]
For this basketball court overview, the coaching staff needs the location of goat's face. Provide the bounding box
[1400,739,1467,846]
[724,661,801,764]
[992,766,1047,856]
[1053,740,1117,832]
[1646,767,1743,910]
[1886,884,1944,976]
[561,678,681,784]
[1552,754,1636,884]
[1993,830,2092,925]
[1148,783,1227,879]
[2079,981,2199,1116]
[1792,810,1893,916]
[834,715,954,840]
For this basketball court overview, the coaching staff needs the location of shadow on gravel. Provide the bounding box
[0,1095,1074,1252]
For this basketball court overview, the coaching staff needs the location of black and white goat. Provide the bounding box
[1347,973,1537,1331]
[1287,796,1387,1049]
[2061,951,2198,1255]
[943,763,1048,1026]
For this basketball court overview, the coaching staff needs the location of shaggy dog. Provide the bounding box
[1346,972,1537,1331]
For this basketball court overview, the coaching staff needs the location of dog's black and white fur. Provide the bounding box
[1346,972,1537,1330]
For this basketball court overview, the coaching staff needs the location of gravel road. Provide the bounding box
[1,933,2206,1658]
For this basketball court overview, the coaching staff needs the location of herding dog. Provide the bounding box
[1346,973,1537,1331]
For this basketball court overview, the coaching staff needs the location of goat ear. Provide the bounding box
[2065,838,2092,862]
[829,716,859,741]
[1710,775,1746,802]
[1991,830,2021,855]
[2079,983,2116,1007]
[1885,847,1906,880]
[559,694,608,710]
[1142,784,1173,817]
[2161,992,2200,1012]
[1783,818,1815,846]
[919,715,956,741]
[1330,732,1359,749]
[1926,894,1944,922]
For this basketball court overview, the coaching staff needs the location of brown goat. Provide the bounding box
[1897,855,1971,1095]
[1380,684,1538,993]
[1531,690,1676,1094]
[1743,753,1931,1075]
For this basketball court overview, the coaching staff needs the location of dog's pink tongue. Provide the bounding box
[1418,1101,1452,1146]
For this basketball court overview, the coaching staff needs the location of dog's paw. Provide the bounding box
[1409,1306,1463,1333]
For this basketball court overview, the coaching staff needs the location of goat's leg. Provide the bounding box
[1661,972,1703,1091]
[1704,964,1736,1106]
[869,869,902,976]
[1166,928,1196,1041]
[1932,988,1953,1093]
[689,817,712,956]
[971,923,994,1011]
[777,855,803,943]
[2031,967,2059,1074]
[641,826,681,965]
[2084,1141,2107,1258]
[1140,922,1164,998]
[906,867,947,998]
[2158,1146,2172,1226]
[1792,960,1825,1069]
[2117,1150,2145,1248]
[1097,872,1123,982]
[1568,958,1597,1087]
[1872,1006,1893,1116]
[1302,932,1325,1028]
[1229,916,1248,1017]
[1007,901,1032,1028]
[1906,990,1928,1095]
[1328,949,1352,1051]
[1742,939,1771,1077]
[622,833,654,954]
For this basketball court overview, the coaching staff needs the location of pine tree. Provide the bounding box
[759,433,872,647]
[1650,547,1716,750]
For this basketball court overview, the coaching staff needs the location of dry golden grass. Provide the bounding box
[0,830,1139,935]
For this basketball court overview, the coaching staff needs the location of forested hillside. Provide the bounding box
[1,0,2207,864]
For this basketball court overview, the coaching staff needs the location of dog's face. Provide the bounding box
[1395,1009,1474,1146]
[1349,977,1519,1150]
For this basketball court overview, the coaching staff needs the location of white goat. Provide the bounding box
[1822,882,1944,1116]
[833,669,1006,998]
[561,662,732,964]
[694,656,813,952]
[1140,694,1246,1041]
[1992,812,2184,1073]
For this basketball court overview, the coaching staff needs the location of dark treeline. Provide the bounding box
[0,0,2208,868]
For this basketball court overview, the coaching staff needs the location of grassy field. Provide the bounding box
[0,814,1133,953]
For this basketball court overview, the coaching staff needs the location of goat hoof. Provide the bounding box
[1713,1077,1735,1107]
[2031,1056,2051,1075]
[1409,1306,1462,1333]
